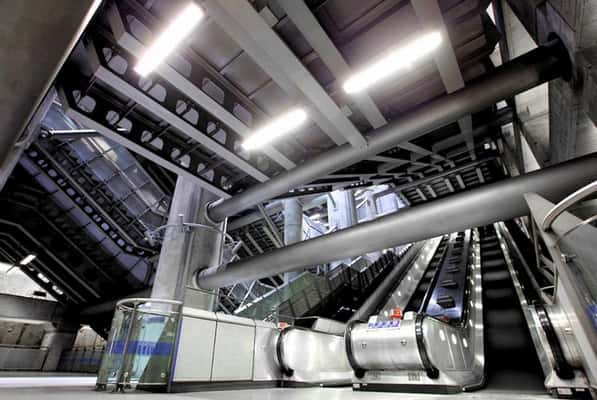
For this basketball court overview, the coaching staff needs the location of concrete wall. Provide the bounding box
[502,0,550,170]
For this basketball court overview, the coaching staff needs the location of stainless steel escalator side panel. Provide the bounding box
[544,306,583,369]
[349,318,424,371]
[253,320,282,382]
[525,193,597,392]
[350,229,485,392]
[379,237,444,313]
[422,228,484,390]
[495,222,590,393]
[277,327,352,385]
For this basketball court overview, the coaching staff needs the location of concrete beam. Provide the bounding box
[278,0,444,160]
[0,293,64,324]
[203,0,367,148]
[106,3,296,171]
[412,0,475,159]
[0,0,101,190]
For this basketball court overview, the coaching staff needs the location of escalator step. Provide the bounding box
[483,249,503,258]
[436,295,455,308]
[483,259,506,268]
[439,279,457,288]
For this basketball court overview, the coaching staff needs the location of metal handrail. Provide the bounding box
[116,297,183,313]
[541,180,597,231]
[554,213,597,246]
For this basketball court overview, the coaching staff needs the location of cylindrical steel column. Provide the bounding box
[208,39,568,222]
[197,152,597,289]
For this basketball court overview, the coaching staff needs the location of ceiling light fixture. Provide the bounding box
[242,108,308,150]
[48,129,97,134]
[134,3,205,77]
[343,31,442,94]
[19,254,36,266]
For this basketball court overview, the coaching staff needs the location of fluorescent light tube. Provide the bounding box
[49,129,97,134]
[134,3,204,77]
[19,254,36,265]
[242,108,308,150]
[343,31,442,94]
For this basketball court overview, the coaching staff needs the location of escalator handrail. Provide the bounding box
[418,238,451,313]
[344,320,366,378]
[276,326,295,377]
[414,313,440,379]
[534,304,575,379]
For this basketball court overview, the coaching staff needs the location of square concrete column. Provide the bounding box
[326,189,358,269]
[282,198,303,282]
[41,321,78,371]
[364,190,382,261]
[151,176,224,310]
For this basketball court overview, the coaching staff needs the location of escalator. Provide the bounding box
[402,236,449,314]
[343,226,556,394]
[277,224,588,394]
[478,224,545,393]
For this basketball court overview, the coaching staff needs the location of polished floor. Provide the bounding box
[0,378,552,400]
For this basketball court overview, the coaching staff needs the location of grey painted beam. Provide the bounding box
[203,0,367,148]
[198,152,597,288]
[65,107,231,199]
[208,40,567,221]
[278,0,444,160]
[257,204,283,247]
[90,63,270,183]
[431,107,513,152]
[106,4,296,171]
[386,157,495,195]
[411,0,475,159]
[228,201,283,231]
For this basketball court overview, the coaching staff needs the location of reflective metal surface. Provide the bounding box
[494,222,589,393]
[542,180,597,231]
[349,229,485,392]
[378,238,443,313]
[253,321,281,382]
[349,317,423,371]
[277,327,352,385]
[526,193,597,392]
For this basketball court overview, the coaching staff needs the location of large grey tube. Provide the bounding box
[350,241,425,322]
[198,152,597,289]
[208,39,568,222]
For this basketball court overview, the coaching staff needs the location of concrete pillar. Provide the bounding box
[151,176,223,310]
[365,191,378,221]
[185,190,225,310]
[41,322,78,371]
[282,198,303,282]
[364,191,382,261]
[327,189,358,268]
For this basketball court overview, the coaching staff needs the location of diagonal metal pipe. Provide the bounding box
[197,152,597,289]
[207,39,569,222]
